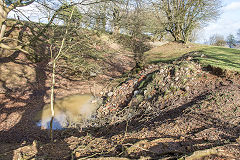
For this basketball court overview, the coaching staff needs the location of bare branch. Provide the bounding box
[0,42,28,53]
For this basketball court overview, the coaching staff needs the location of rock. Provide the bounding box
[133,90,139,96]
[90,72,97,77]
[107,92,114,97]
[181,86,190,92]
[185,86,190,91]
[186,56,192,61]
[175,77,179,81]
[75,152,81,158]
[144,90,147,95]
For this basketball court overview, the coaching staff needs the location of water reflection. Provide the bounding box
[34,94,99,130]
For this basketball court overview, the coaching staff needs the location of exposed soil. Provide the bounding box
[0,50,240,160]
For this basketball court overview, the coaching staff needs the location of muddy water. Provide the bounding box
[34,94,99,130]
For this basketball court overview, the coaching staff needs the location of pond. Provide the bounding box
[34,94,99,130]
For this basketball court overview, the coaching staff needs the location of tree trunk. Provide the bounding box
[0,0,8,39]
[0,20,7,39]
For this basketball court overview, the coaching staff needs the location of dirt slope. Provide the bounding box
[0,42,240,159]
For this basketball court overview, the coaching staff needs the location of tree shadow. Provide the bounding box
[80,88,240,159]
[0,23,76,159]
[1,22,239,159]
[90,92,210,139]
[0,54,44,151]
[0,54,80,159]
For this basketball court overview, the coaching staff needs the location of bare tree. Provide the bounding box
[237,29,240,41]
[153,0,222,43]
[0,0,35,52]
[226,34,236,48]
[209,34,226,46]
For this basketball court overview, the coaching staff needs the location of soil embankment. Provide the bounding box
[0,49,240,159]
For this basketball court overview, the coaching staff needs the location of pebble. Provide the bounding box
[90,72,97,77]
[133,90,139,96]
[107,92,114,97]
[185,86,190,91]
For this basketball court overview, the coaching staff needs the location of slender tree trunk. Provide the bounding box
[49,5,75,141]
[49,55,56,141]
[0,0,8,39]
[0,20,7,39]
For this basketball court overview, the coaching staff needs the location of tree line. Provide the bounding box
[0,0,222,53]
[208,29,240,48]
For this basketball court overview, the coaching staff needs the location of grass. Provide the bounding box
[145,42,240,72]
[144,42,207,63]
[196,47,240,72]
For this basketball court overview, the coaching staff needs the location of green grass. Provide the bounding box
[196,47,240,72]
[145,42,240,72]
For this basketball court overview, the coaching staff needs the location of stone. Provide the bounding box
[90,72,97,77]
[107,92,114,97]
[185,86,190,91]
[133,90,139,96]
[175,77,179,81]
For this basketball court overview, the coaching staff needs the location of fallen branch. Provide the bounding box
[123,143,185,156]
[181,148,218,160]
[179,147,235,160]
[0,43,28,54]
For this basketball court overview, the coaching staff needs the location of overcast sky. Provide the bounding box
[198,0,240,43]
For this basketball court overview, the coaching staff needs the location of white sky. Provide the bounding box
[8,2,57,24]
[8,0,240,43]
[198,0,240,43]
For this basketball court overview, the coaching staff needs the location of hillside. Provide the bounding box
[145,42,240,73]
[0,40,240,159]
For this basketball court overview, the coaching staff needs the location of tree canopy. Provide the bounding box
[226,34,236,48]
[0,0,223,54]
[153,0,222,43]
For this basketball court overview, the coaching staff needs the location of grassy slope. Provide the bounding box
[197,47,240,72]
[145,42,240,72]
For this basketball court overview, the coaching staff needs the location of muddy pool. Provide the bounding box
[34,94,99,130]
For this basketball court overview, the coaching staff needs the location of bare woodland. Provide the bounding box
[3,1,240,160]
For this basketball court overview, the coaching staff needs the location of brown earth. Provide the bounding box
[0,49,240,160]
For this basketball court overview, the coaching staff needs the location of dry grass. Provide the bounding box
[144,42,207,64]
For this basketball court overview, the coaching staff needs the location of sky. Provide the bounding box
[198,0,240,43]
[8,2,52,24]
[8,0,240,43]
